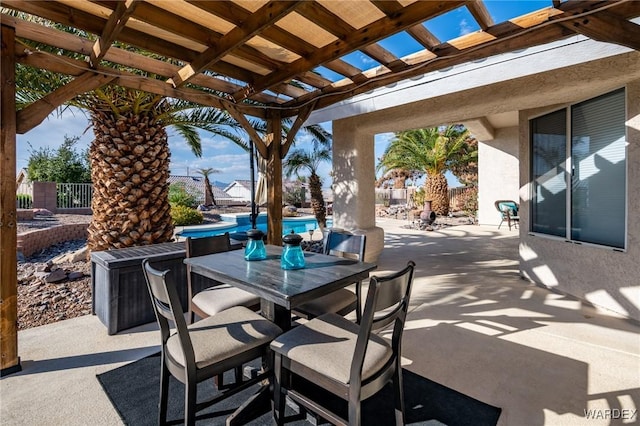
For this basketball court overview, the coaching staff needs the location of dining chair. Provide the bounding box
[185,233,260,324]
[142,259,282,426]
[270,260,416,426]
[293,230,367,323]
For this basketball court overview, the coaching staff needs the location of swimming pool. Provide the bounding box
[175,212,332,239]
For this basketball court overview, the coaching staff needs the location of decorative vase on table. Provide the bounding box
[244,229,267,261]
[281,233,305,270]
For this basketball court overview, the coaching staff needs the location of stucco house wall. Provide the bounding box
[518,79,640,320]
[322,36,640,320]
[477,127,520,226]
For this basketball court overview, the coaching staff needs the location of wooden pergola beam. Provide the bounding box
[4,15,271,116]
[188,0,364,85]
[168,1,301,88]
[17,47,266,119]
[232,0,466,101]
[282,102,316,159]
[288,15,575,111]
[1,2,283,102]
[90,0,140,67]
[225,104,269,160]
[16,72,115,134]
[0,23,20,376]
[558,12,640,51]
[407,23,441,49]
[466,0,495,30]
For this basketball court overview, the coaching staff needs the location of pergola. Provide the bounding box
[2,0,639,375]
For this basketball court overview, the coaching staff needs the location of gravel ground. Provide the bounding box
[15,209,250,330]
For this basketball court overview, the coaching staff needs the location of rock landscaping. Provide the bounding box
[17,238,92,330]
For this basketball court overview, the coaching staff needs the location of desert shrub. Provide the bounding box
[283,180,305,207]
[168,183,197,208]
[170,205,203,226]
[413,187,426,207]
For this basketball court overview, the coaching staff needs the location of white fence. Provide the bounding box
[16,182,93,210]
[56,183,93,209]
[16,182,33,209]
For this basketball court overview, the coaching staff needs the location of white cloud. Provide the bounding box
[459,18,473,36]
[360,53,376,66]
[374,132,394,159]
[14,111,338,188]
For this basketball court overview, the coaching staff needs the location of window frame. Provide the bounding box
[528,88,628,251]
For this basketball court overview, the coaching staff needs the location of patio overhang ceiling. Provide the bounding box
[2,0,640,133]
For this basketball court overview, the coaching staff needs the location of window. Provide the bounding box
[530,89,626,249]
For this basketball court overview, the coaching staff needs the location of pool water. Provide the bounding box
[176,214,332,239]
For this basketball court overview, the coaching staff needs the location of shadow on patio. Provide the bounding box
[1,221,638,425]
[377,221,640,425]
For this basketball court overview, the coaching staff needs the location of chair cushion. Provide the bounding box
[498,202,518,216]
[192,284,260,316]
[270,313,392,384]
[167,306,282,369]
[294,288,357,318]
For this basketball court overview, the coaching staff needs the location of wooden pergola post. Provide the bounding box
[226,103,316,246]
[0,23,21,376]
[266,111,283,245]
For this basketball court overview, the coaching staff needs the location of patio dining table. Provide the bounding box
[183,244,377,424]
[183,244,377,331]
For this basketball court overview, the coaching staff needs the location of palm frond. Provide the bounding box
[172,124,202,157]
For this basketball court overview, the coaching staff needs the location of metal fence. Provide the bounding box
[56,183,93,209]
[374,187,418,206]
[448,187,468,209]
[375,186,470,210]
[19,181,468,211]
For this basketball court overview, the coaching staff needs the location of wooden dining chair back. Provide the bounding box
[271,261,416,426]
[142,259,282,426]
[294,230,367,322]
[185,233,259,323]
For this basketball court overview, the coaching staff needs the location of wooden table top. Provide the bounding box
[184,244,377,310]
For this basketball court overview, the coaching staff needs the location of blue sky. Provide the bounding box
[15,1,550,188]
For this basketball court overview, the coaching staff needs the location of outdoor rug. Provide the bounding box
[97,353,500,425]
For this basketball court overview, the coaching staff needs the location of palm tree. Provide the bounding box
[377,125,475,215]
[11,13,247,251]
[283,138,332,228]
[17,72,243,251]
[197,167,221,207]
[375,169,420,189]
[78,87,243,251]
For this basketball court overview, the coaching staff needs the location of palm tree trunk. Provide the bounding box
[308,173,326,228]
[87,109,174,251]
[425,172,450,216]
[204,176,216,206]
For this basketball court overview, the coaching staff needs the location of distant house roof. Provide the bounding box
[168,175,205,202]
[211,186,232,200]
[16,169,29,185]
[224,180,253,192]
[168,175,233,203]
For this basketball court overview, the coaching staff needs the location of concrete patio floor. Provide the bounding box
[1,219,639,425]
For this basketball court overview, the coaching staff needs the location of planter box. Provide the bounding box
[91,240,243,335]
